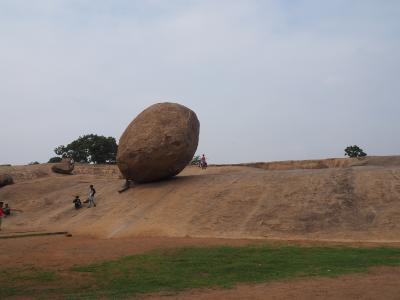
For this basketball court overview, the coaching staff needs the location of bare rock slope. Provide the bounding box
[1,156,400,242]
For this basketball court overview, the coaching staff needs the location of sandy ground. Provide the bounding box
[0,235,399,299]
[0,235,268,268]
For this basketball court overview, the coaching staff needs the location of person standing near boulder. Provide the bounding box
[88,185,96,208]
[200,154,208,169]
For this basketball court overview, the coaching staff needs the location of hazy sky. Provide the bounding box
[1,0,400,165]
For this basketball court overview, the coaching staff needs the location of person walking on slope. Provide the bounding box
[0,202,4,231]
[88,185,96,208]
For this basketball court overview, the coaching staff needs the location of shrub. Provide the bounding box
[48,157,62,163]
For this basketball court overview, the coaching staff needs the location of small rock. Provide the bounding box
[51,159,74,175]
[0,174,14,188]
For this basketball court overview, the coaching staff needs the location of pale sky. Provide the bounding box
[1,0,399,165]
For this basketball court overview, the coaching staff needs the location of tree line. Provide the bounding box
[48,134,368,165]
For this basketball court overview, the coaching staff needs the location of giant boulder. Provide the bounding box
[117,102,200,183]
[0,174,14,188]
[51,159,74,175]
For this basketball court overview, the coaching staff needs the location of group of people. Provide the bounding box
[1,153,208,230]
[0,185,96,231]
[73,185,96,210]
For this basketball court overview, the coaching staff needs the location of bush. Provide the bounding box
[190,155,200,165]
[28,161,40,165]
[344,145,367,158]
[48,157,62,163]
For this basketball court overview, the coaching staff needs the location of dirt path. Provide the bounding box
[0,235,268,268]
[1,235,400,268]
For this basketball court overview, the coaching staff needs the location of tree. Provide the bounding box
[48,157,62,163]
[190,155,201,165]
[54,134,118,164]
[344,145,367,158]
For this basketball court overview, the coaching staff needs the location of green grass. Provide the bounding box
[1,245,400,299]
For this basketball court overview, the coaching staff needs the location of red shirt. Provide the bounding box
[0,208,4,217]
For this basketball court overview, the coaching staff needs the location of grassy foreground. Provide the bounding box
[1,245,400,299]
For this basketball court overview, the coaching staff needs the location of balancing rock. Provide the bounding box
[117,102,200,183]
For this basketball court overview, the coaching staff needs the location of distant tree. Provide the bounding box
[28,161,40,165]
[190,155,201,165]
[54,134,118,164]
[48,157,62,163]
[344,145,367,158]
